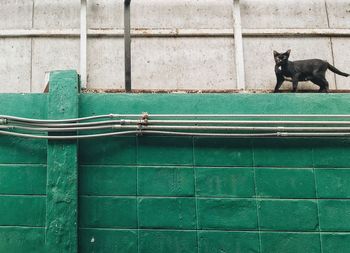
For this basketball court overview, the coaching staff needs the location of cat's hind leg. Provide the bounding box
[311,77,329,93]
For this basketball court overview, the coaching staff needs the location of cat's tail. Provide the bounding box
[328,63,349,77]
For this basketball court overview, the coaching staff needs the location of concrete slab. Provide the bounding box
[33,0,80,29]
[131,38,236,90]
[0,0,33,29]
[0,39,31,93]
[87,38,124,89]
[131,0,234,29]
[88,0,124,29]
[332,38,350,90]
[326,0,350,29]
[241,0,328,29]
[31,38,80,92]
[243,37,336,91]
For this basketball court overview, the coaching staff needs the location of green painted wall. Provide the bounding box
[77,94,350,253]
[0,94,47,253]
[1,73,350,252]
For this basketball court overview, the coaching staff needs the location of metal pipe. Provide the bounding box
[13,119,350,129]
[0,130,138,140]
[142,130,350,138]
[124,0,132,92]
[146,119,350,126]
[0,114,120,124]
[144,114,350,119]
[9,120,129,128]
[8,118,350,129]
[80,0,88,88]
[7,123,350,134]
[2,129,350,140]
[1,28,350,38]
[3,124,118,132]
[4,113,350,125]
[113,125,350,132]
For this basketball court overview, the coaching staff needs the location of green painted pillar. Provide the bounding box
[46,70,79,253]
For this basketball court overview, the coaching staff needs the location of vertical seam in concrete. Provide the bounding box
[324,0,337,90]
[30,0,35,92]
[233,0,246,90]
[251,140,262,253]
[192,137,199,253]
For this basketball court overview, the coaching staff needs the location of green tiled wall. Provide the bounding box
[2,93,350,252]
[77,94,350,253]
[0,94,47,252]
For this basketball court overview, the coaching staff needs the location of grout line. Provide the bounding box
[77,195,350,201]
[0,225,45,229]
[252,140,262,253]
[79,164,350,170]
[136,136,140,253]
[192,137,200,253]
[0,164,46,167]
[0,194,46,197]
[313,166,324,253]
[78,227,349,234]
[312,141,324,253]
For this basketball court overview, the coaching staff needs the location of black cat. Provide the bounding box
[273,50,349,93]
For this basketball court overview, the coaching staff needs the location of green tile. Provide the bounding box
[261,233,321,253]
[197,199,258,230]
[139,230,197,253]
[256,168,316,198]
[0,196,45,226]
[198,231,259,253]
[79,166,137,196]
[138,198,196,229]
[253,138,313,168]
[319,200,350,231]
[79,229,137,253]
[313,139,350,168]
[0,227,45,253]
[79,197,137,228]
[138,167,194,196]
[322,233,350,253]
[0,165,46,195]
[196,167,255,197]
[0,137,46,164]
[194,138,253,167]
[138,137,193,166]
[315,169,350,198]
[258,200,319,231]
[79,137,136,165]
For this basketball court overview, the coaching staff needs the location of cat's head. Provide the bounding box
[273,49,291,65]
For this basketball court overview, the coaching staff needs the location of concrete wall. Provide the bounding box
[0,0,349,92]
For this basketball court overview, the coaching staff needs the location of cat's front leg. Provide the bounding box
[292,75,300,92]
[274,73,284,93]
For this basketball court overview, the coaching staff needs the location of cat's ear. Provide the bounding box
[273,50,279,57]
[285,49,291,56]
